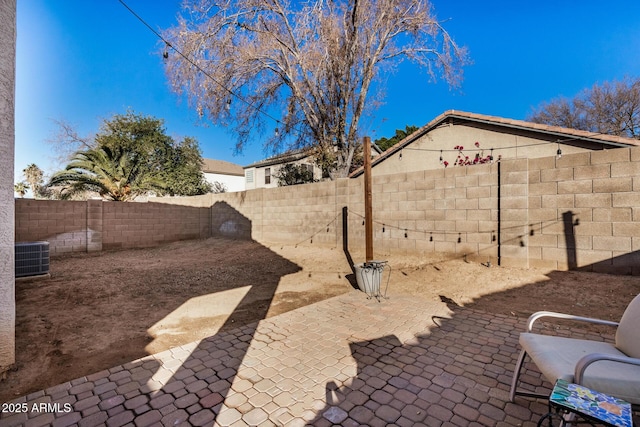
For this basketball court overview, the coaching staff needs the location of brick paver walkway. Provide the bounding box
[0,290,623,426]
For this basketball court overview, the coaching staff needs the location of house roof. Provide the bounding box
[201,159,244,176]
[350,110,640,177]
[244,148,312,169]
[245,144,384,170]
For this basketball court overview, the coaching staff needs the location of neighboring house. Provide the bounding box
[243,149,323,190]
[245,145,384,189]
[201,158,245,192]
[351,110,640,177]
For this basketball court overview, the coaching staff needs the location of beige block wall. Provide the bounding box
[209,190,263,240]
[202,146,640,274]
[15,200,89,254]
[16,199,211,254]
[101,202,210,250]
[13,145,640,275]
[526,147,640,274]
[0,0,16,374]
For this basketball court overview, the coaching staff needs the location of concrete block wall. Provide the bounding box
[344,164,499,262]
[527,147,640,274]
[261,181,338,246]
[101,202,210,250]
[499,159,530,268]
[15,199,211,255]
[15,200,89,255]
[209,190,263,241]
[13,145,640,273]
[196,146,640,274]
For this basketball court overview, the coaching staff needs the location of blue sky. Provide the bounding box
[15,0,640,186]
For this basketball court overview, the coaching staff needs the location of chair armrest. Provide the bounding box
[575,353,640,384]
[526,311,619,332]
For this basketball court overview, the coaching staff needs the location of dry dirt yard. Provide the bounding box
[2,237,639,402]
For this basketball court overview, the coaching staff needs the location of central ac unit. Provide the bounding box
[15,241,50,278]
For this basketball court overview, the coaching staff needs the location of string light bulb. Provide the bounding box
[489,148,494,163]
[274,127,279,137]
[225,99,231,111]
[162,42,169,60]
[557,144,563,159]
[439,150,443,164]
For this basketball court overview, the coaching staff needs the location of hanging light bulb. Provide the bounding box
[557,145,563,159]
[439,150,443,164]
[489,148,494,163]
[163,42,170,60]
[399,149,403,159]
[225,99,231,111]
[274,127,279,137]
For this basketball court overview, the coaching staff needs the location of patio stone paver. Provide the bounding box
[1,290,636,427]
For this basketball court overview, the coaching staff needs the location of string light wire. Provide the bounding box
[118,2,632,161]
[117,0,283,128]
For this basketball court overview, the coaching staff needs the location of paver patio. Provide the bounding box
[0,290,629,427]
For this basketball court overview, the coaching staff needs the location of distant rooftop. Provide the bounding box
[244,148,311,169]
[201,159,244,176]
[350,110,640,177]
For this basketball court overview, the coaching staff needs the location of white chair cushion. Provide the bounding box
[520,333,640,405]
[616,294,640,358]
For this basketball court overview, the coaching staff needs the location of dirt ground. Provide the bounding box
[2,237,639,402]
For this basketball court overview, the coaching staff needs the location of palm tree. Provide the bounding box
[48,146,164,201]
[14,181,29,198]
[23,163,44,198]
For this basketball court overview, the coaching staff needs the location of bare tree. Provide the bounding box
[46,119,94,166]
[163,0,468,178]
[528,77,640,139]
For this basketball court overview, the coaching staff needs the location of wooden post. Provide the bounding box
[364,136,373,262]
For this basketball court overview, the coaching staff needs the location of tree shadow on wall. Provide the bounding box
[210,201,252,240]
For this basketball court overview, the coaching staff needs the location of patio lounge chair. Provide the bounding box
[509,293,640,407]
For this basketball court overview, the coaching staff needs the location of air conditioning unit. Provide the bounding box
[15,241,50,278]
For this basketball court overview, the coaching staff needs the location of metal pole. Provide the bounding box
[364,136,373,262]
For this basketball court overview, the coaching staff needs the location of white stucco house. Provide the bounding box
[243,149,323,190]
[244,145,383,190]
[201,159,245,192]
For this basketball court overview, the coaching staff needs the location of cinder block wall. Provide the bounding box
[15,199,211,255]
[14,146,640,273]
[342,163,499,263]
[15,200,89,254]
[526,147,640,274]
[198,146,640,273]
[261,181,338,246]
[101,202,210,250]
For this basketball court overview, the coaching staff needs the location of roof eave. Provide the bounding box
[349,110,639,177]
